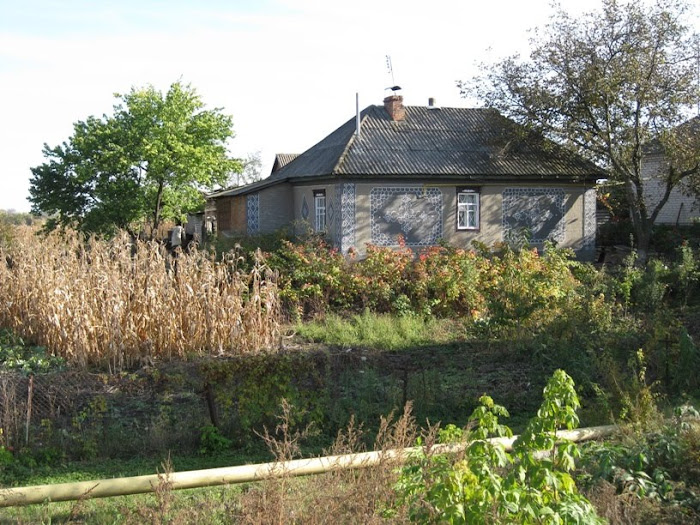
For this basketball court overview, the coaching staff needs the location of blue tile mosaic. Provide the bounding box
[247,193,260,235]
[370,187,443,246]
[339,183,356,254]
[301,195,309,220]
[502,188,565,244]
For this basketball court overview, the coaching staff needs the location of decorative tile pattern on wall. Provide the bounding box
[246,193,260,235]
[339,183,356,254]
[327,198,335,226]
[301,195,309,221]
[370,187,443,246]
[582,188,597,253]
[334,185,342,245]
[502,188,565,244]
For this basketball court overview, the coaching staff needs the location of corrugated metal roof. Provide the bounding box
[220,104,604,197]
[271,153,300,174]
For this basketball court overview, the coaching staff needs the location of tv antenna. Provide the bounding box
[386,55,395,84]
[385,55,401,93]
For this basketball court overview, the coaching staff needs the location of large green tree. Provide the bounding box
[460,0,699,261]
[30,81,241,237]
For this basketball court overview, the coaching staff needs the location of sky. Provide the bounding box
[1,0,697,212]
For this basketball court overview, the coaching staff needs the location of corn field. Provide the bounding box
[0,227,280,369]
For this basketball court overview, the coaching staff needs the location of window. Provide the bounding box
[457,188,480,230]
[314,190,326,232]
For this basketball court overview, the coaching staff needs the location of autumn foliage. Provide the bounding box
[269,236,581,325]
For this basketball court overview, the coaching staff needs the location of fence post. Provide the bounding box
[25,374,34,446]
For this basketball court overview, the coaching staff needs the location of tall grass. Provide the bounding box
[295,311,463,351]
[0,227,280,369]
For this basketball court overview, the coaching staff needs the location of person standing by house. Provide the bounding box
[170,221,185,254]
[169,220,186,277]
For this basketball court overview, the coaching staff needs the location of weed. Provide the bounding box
[295,310,461,351]
[393,370,603,524]
[198,424,232,456]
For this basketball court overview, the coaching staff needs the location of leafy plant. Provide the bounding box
[670,242,700,307]
[71,396,108,460]
[198,424,232,455]
[0,329,65,374]
[580,403,700,517]
[393,369,602,524]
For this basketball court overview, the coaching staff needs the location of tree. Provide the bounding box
[239,150,264,186]
[29,81,242,237]
[460,0,700,261]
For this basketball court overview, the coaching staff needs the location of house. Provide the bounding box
[271,153,300,174]
[641,117,700,226]
[209,96,604,259]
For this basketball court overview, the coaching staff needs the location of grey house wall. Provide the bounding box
[642,152,699,225]
[245,183,294,235]
[292,183,338,244]
[278,180,596,260]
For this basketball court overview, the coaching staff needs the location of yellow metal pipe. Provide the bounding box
[0,425,616,507]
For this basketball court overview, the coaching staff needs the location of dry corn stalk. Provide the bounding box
[0,227,280,369]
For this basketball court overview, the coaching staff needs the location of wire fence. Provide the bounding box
[0,348,538,461]
[3,372,88,449]
[0,370,169,453]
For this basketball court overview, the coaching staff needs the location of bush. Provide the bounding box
[411,245,485,317]
[580,404,700,522]
[198,424,232,455]
[392,370,603,524]
[353,240,414,312]
[267,237,587,329]
[267,237,352,318]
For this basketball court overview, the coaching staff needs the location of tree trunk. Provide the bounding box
[203,382,220,429]
[151,180,164,240]
[624,178,653,265]
[634,223,652,266]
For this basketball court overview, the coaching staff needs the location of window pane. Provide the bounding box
[315,194,326,232]
[457,191,479,229]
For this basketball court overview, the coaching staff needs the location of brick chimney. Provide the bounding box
[383,95,406,121]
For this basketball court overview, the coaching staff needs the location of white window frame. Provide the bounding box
[314,190,326,232]
[457,189,480,230]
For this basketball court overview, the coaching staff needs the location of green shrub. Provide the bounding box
[0,329,65,374]
[392,369,602,524]
[479,243,581,330]
[354,240,414,312]
[267,236,586,326]
[411,245,485,317]
[198,424,232,455]
[632,259,670,312]
[580,404,700,518]
[669,242,699,307]
[267,237,351,318]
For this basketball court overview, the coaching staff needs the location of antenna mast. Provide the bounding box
[386,55,395,86]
